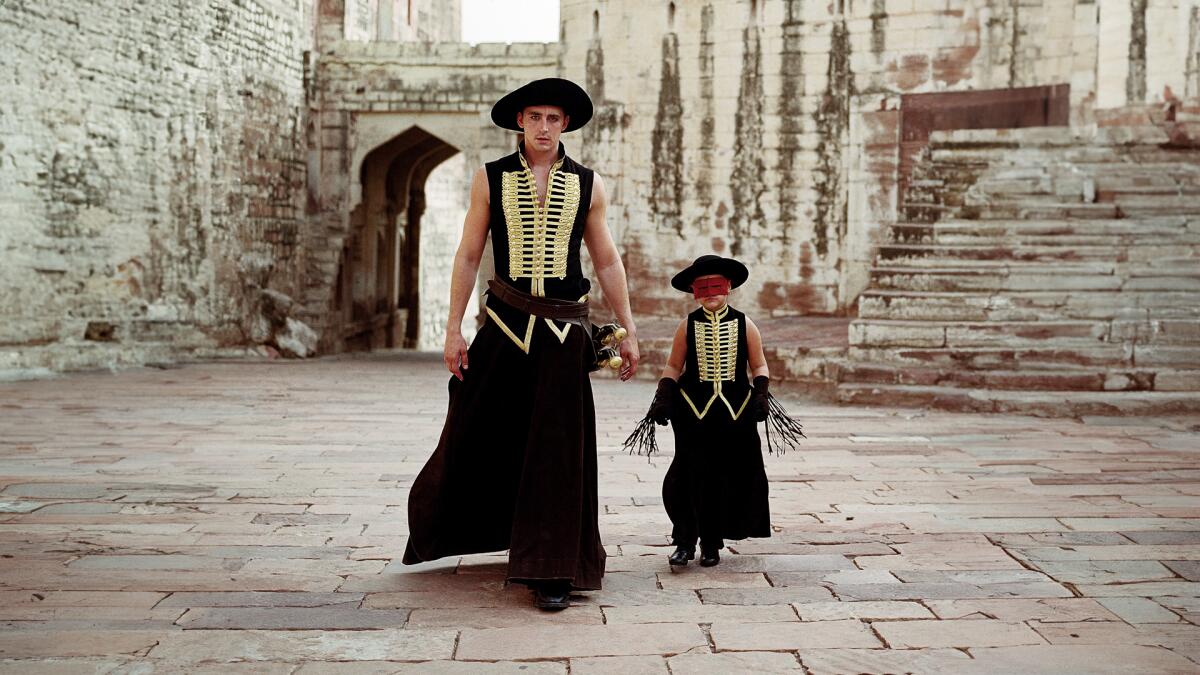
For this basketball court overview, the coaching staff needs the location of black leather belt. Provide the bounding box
[487,278,589,321]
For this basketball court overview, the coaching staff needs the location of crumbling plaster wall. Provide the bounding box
[557,0,1115,320]
[0,0,313,373]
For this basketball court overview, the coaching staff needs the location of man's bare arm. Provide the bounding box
[444,167,490,380]
[582,173,640,380]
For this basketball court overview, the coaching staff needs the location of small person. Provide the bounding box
[624,255,805,567]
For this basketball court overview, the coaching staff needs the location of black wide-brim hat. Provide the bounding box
[490,78,593,133]
[671,255,750,293]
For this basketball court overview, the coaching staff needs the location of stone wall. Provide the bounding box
[0,0,314,373]
[0,0,465,373]
[556,0,1196,323]
[342,0,460,43]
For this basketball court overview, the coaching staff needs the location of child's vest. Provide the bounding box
[679,305,751,421]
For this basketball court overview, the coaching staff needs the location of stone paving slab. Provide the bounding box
[149,628,458,662]
[873,618,1045,648]
[295,663,567,675]
[0,356,1197,671]
[569,655,667,675]
[709,619,882,650]
[176,606,412,629]
[455,623,707,660]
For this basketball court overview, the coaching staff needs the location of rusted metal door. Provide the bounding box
[898,84,1070,205]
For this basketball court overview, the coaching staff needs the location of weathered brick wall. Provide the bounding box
[555,0,1116,321]
[0,0,313,372]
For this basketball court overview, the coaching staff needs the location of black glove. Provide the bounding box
[751,375,770,423]
[649,378,677,426]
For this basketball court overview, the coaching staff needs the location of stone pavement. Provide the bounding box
[1,353,1199,674]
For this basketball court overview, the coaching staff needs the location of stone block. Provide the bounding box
[175,606,411,630]
[708,620,881,651]
[873,619,1045,648]
[668,651,803,674]
[407,605,604,629]
[698,586,836,605]
[792,600,933,621]
[150,629,457,662]
[1096,597,1184,623]
[798,648,972,675]
[601,604,795,625]
[569,656,667,675]
[454,624,706,660]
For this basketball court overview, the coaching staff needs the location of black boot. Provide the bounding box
[699,547,720,567]
[668,545,695,566]
[532,581,571,611]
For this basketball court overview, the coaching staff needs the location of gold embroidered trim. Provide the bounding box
[486,307,536,354]
[695,306,737,383]
[500,153,579,297]
[545,318,572,343]
[681,387,751,421]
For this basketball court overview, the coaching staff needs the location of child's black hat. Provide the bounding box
[670,255,750,292]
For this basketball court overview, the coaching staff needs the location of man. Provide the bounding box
[402,78,640,611]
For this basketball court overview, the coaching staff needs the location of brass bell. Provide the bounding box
[595,323,627,347]
[596,347,623,370]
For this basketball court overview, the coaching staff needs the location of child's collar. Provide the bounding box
[701,305,730,321]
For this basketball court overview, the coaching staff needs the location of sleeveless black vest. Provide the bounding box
[484,143,594,300]
[679,305,751,421]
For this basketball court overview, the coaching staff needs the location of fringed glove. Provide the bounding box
[751,375,770,422]
[623,378,678,457]
[649,377,677,425]
[754,376,807,455]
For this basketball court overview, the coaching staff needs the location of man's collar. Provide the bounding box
[517,141,566,170]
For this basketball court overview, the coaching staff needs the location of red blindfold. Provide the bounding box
[692,277,731,299]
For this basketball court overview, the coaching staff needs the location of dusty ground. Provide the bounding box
[1,352,1198,673]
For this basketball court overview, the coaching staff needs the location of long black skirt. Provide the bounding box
[402,303,605,590]
[663,401,770,549]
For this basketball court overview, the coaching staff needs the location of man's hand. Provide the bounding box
[618,334,639,381]
[444,331,469,380]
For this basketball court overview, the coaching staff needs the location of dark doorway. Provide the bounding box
[898,84,1070,205]
[336,127,458,352]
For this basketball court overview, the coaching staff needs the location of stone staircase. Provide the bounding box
[839,126,1200,416]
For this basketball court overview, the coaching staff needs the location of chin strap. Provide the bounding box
[622,413,660,459]
[763,393,806,456]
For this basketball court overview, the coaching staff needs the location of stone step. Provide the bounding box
[847,344,1138,370]
[850,318,1200,348]
[876,242,1199,263]
[931,233,1200,247]
[858,290,1200,321]
[971,176,1200,199]
[969,198,1197,220]
[848,343,1200,370]
[868,267,1200,293]
[837,362,1200,392]
[964,202,1122,219]
[836,383,1200,416]
[889,219,1200,244]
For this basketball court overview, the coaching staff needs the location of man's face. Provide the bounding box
[517,105,569,153]
[692,274,730,312]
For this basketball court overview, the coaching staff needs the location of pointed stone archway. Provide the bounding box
[333,126,459,352]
